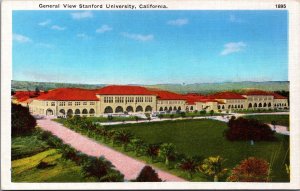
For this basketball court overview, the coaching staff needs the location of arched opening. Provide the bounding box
[268,103,272,107]
[258,103,262,107]
[218,105,221,109]
[136,105,143,112]
[159,107,163,111]
[115,106,124,113]
[59,109,65,115]
[46,108,53,115]
[169,106,172,111]
[104,106,113,113]
[263,103,267,107]
[173,106,177,111]
[178,106,181,111]
[248,103,252,108]
[237,105,240,108]
[234,105,237,108]
[254,103,257,108]
[67,109,73,116]
[82,109,88,115]
[228,105,231,109]
[145,105,152,112]
[89,109,95,114]
[190,106,194,110]
[241,105,243,109]
[126,106,133,113]
[75,109,80,115]
[222,105,225,109]
[164,107,168,111]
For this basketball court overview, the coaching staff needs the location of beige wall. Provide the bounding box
[157,100,186,112]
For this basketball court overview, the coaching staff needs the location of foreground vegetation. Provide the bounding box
[56,117,290,182]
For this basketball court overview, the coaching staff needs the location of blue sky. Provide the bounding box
[13,10,288,84]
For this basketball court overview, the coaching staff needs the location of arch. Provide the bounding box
[222,105,225,109]
[173,106,177,111]
[59,109,65,115]
[274,104,277,107]
[228,105,231,109]
[178,106,182,111]
[126,106,134,113]
[145,105,152,112]
[89,108,95,114]
[190,106,194,110]
[234,105,237,108]
[115,106,124,113]
[169,106,172,111]
[237,105,240,108]
[164,107,168,111]
[258,103,262,107]
[46,108,53,115]
[136,105,143,112]
[241,105,244,109]
[218,105,221,109]
[263,103,267,107]
[268,102,272,107]
[248,103,252,108]
[67,109,73,116]
[254,103,257,108]
[75,109,80,115]
[159,107,163,111]
[82,109,88,114]
[104,106,113,113]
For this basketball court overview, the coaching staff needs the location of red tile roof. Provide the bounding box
[271,93,287,99]
[183,94,221,104]
[36,88,99,101]
[208,92,246,99]
[148,88,186,100]
[242,90,274,96]
[96,85,154,95]
[13,91,42,102]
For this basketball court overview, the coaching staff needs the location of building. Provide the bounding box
[12,85,289,117]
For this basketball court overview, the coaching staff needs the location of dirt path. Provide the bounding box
[36,117,185,182]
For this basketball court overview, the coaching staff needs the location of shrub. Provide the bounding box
[159,143,176,167]
[146,144,160,162]
[36,161,56,169]
[209,110,214,116]
[180,112,186,118]
[135,165,162,182]
[225,117,276,141]
[200,110,206,115]
[11,103,36,136]
[227,157,270,182]
[199,156,228,182]
[177,157,199,179]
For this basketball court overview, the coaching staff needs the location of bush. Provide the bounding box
[225,117,276,141]
[200,110,206,115]
[11,103,36,136]
[135,165,162,182]
[227,157,270,182]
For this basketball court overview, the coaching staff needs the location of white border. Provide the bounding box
[1,0,300,190]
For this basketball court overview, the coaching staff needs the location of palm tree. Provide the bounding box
[177,157,198,179]
[115,130,133,151]
[131,138,144,156]
[146,144,160,162]
[159,143,176,167]
[199,156,228,182]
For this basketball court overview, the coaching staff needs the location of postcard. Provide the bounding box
[1,0,300,190]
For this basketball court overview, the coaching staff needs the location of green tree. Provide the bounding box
[135,165,162,182]
[131,138,145,156]
[200,110,206,115]
[199,156,228,182]
[159,143,176,167]
[210,110,214,116]
[177,157,199,179]
[115,130,133,151]
[158,114,163,120]
[11,103,36,136]
[146,144,160,162]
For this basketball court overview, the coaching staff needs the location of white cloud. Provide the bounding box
[121,32,154,42]
[96,25,112,33]
[38,19,51,26]
[13,33,32,43]
[71,11,93,19]
[51,25,66,31]
[76,33,90,39]
[220,42,246,56]
[229,15,243,23]
[167,18,189,26]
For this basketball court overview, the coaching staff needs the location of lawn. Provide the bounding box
[12,149,89,182]
[11,132,95,182]
[243,114,289,127]
[104,119,289,182]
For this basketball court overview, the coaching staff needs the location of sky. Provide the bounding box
[13,10,288,85]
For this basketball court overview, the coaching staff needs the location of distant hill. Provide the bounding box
[12,80,289,94]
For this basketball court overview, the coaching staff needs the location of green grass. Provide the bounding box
[88,116,144,122]
[233,109,289,114]
[243,114,289,127]
[12,149,90,182]
[12,133,49,160]
[104,119,289,182]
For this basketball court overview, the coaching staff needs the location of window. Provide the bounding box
[75,102,81,106]
[46,102,48,106]
[90,102,95,105]
[51,102,55,106]
[83,102,87,105]
[59,102,65,106]
[68,102,72,106]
